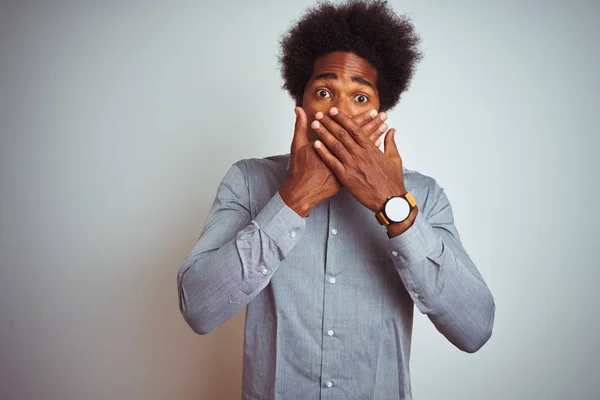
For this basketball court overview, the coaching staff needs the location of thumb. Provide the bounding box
[384,128,400,157]
[291,106,309,154]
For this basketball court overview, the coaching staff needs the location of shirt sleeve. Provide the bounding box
[387,181,496,353]
[177,162,306,335]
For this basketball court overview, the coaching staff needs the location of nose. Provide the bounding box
[330,97,358,118]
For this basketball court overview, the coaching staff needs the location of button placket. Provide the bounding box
[322,197,340,394]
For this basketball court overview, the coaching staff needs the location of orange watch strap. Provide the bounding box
[405,192,417,207]
[375,211,390,226]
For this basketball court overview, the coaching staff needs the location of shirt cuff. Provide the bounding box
[253,191,307,253]
[386,210,438,266]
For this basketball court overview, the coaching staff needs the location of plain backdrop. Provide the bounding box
[1,0,599,399]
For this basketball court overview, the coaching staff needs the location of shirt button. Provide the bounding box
[261,268,268,275]
[290,231,296,238]
[391,250,398,257]
[413,292,420,298]
[327,329,335,336]
[326,380,333,388]
[329,277,336,284]
[331,228,338,235]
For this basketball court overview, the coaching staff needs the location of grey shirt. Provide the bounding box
[177,153,495,400]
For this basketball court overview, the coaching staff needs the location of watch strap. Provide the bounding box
[404,192,417,208]
[375,210,391,225]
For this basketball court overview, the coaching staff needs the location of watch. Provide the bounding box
[375,192,417,225]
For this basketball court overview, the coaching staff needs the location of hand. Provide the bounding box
[280,107,388,217]
[311,107,407,213]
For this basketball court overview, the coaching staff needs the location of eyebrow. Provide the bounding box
[312,72,375,90]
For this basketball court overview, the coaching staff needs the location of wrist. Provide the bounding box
[386,205,418,238]
[279,180,313,218]
[373,183,408,213]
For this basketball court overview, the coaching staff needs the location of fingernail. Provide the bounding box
[375,139,381,147]
[311,121,321,129]
[369,109,378,118]
[329,107,338,116]
[380,112,387,121]
[379,123,388,132]
[315,111,324,120]
[315,141,322,148]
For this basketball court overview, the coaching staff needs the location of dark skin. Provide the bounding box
[279,51,418,237]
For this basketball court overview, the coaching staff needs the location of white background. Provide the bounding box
[1,0,598,399]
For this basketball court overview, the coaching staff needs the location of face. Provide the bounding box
[300,51,380,141]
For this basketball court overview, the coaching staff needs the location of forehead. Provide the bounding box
[310,51,378,85]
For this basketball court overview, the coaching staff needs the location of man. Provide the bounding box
[177,1,495,399]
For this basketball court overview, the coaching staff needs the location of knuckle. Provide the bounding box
[364,121,378,134]
[337,129,348,140]
[351,126,363,136]
[331,141,345,154]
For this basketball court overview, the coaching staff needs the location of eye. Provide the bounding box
[316,89,331,98]
[353,94,369,104]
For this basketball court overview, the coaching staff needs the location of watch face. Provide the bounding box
[384,196,411,222]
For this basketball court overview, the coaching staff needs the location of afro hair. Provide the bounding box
[278,0,423,111]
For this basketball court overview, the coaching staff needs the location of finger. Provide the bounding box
[314,140,346,176]
[291,107,309,154]
[364,112,388,141]
[311,119,352,163]
[351,109,385,144]
[351,108,379,126]
[367,123,388,144]
[329,107,370,147]
[384,128,400,157]
[316,112,359,153]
